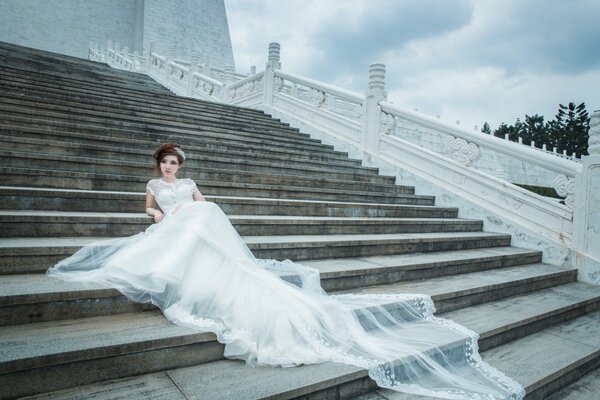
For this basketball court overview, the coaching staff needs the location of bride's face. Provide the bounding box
[160,155,181,179]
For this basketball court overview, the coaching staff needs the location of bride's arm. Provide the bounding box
[145,190,164,223]
[193,186,206,202]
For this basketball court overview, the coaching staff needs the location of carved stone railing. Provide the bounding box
[89,40,252,103]
[90,40,600,284]
[227,71,265,108]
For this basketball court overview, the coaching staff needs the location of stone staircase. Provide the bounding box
[0,41,599,400]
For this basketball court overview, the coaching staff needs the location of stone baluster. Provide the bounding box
[361,63,387,153]
[132,50,139,71]
[107,40,113,60]
[165,45,175,80]
[263,42,281,107]
[122,46,129,69]
[250,66,256,75]
[114,42,121,63]
[147,42,155,70]
[189,51,200,96]
[573,109,600,284]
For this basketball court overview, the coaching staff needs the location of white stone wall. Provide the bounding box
[0,0,142,59]
[392,118,560,187]
[143,0,234,67]
[0,0,235,69]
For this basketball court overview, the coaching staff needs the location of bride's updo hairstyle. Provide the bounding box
[152,142,186,171]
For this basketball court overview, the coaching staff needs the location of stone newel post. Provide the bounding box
[263,42,281,107]
[573,109,600,284]
[361,64,387,154]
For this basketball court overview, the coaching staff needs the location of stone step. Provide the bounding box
[0,59,171,96]
[0,78,306,133]
[0,211,482,238]
[0,136,393,185]
[0,167,429,205]
[0,102,332,153]
[0,150,408,195]
[0,67,300,131]
[0,149,411,194]
[0,186,450,216]
[10,280,596,400]
[546,368,600,400]
[0,261,565,327]
[0,61,277,121]
[0,232,512,276]
[0,61,283,123]
[305,247,542,291]
[0,130,376,176]
[481,310,600,400]
[0,41,172,83]
[0,53,175,95]
[0,90,319,143]
[0,122,366,167]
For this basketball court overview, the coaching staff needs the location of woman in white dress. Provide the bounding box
[47,143,524,399]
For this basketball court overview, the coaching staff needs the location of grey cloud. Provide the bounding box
[306,0,473,87]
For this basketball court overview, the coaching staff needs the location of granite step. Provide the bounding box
[0,187,446,217]
[0,262,567,326]
[0,136,394,184]
[0,62,276,120]
[0,133,378,176]
[0,61,171,96]
[0,41,172,82]
[481,310,600,400]
[0,94,322,146]
[0,232,512,276]
[0,62,281,122]
[0,65,287,123]
[0,168,430,205]
[12,281,598,400]
[0,211,482,238]
[0,80,309,134]
[0,122,367,167]
[0,150,412,194]
[0,103,332,153]
[546,367,600,400]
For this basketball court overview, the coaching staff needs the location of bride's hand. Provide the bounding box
[170,204,182,216]
[154,211,164,223]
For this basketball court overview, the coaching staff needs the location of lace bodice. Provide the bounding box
[146,178,197,216]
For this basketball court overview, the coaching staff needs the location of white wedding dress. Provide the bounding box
[47,178,524,399]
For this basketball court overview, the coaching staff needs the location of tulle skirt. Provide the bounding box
[47,201,524,399]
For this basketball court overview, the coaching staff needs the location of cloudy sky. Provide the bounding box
[225,0,600,131]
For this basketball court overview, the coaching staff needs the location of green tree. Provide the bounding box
[549,102,589,157]
[523,114,546,148]
[484,102,590,158]
[481,122,491,135]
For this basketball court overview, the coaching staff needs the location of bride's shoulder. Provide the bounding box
[146,178,161,187]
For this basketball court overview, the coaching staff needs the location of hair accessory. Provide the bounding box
[174,147,186,160]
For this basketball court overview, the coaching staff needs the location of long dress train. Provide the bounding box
[47,178,524,399]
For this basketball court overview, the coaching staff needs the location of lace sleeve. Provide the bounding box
[185,178,199,194]
[146,179,156,196]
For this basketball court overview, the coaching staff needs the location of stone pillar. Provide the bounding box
[147,41,156,71]
[189,51,200,97]
[224,65,235,84]
[165,45,175,80]
[361,64,387,154]
[573,109,600,284]
[263,42,281,107]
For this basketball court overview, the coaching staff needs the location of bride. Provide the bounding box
[47,143,524,399]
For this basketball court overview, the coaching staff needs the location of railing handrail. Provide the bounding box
[228,71,265,89]
[192,71,225,87]
[275,70,364,103]
[380,101,581,177]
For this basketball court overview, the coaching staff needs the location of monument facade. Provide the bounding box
[0,0,235,69]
